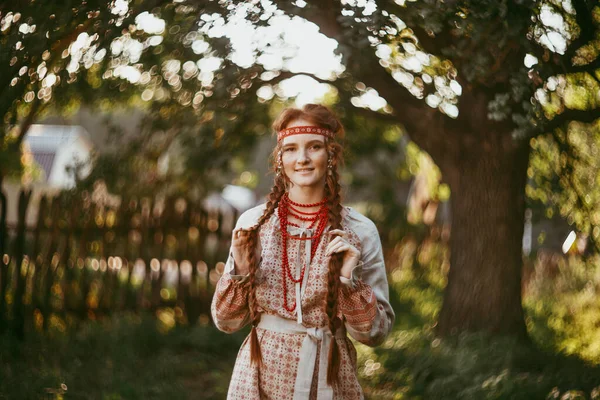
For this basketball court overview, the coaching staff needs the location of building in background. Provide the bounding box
[1,124,94,228]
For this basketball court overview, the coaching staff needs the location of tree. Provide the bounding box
[2,0,600,340]
[263,0,600,340]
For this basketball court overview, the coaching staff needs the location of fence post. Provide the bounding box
[0,175,8,333]
[31,192,46,324]
[174,197,190,324]
[121,196,137,311]
[13,187,32,339]
[57,193,73,324]
[42,197,62,331]
[75,193,92,321]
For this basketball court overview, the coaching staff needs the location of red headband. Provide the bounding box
[277,125,334,142]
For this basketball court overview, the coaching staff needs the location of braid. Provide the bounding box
[247,173,286,367]
[325,154,344,387]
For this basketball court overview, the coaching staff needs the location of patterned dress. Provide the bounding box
[211,203,394,400]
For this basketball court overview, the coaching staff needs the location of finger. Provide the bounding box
[328,229,347,237]
[327,242,346,255]
[328,236,349,251]
[328,236,342,246]
[235,227,254,236]
[326,238,343,253]
[232,228,251,241]
[328,243,349,255]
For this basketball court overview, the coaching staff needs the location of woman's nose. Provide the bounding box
[298,149,310,163]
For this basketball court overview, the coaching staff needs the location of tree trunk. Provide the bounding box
[0,174,8,332]
[436,130,530,340]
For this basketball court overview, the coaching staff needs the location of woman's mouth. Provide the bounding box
[296,168,314,174]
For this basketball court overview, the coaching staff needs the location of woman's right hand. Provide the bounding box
[231,226,261,276]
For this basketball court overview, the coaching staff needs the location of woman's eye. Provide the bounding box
[312,145,322,150]
[284,148,294,152]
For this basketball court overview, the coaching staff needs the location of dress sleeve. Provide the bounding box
[338,218,395,347]
[210,251,251,333]
[210,204,265,333]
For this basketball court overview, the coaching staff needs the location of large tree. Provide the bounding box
[265,0,600,339]
[2,0,600,340]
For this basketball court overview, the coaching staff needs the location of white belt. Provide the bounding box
[257,314,345,400]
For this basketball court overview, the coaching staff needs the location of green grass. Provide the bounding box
[357,327,600,400]
[0,313,246,400]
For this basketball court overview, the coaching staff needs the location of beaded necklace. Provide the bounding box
[277,193,329,312]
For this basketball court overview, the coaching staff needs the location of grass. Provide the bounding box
[0,312,246,400]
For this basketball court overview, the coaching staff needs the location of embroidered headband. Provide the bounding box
[277,125,334,142]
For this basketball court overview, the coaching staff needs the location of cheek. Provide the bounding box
[315,152,328,167]
[281,155,295,170]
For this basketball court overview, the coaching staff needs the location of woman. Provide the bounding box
[211,104,394,399]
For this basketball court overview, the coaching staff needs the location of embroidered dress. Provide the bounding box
[211,203,395,400]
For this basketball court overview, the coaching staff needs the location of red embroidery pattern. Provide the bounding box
[277,125,334,142]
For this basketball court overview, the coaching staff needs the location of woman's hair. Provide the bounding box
[243,103,346,387]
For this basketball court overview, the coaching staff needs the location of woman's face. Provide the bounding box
[281,119,328,190]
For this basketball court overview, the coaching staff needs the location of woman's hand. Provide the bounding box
[231,226,261,276]
[326,229,361,279]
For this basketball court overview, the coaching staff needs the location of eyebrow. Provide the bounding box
[282,140,324,148]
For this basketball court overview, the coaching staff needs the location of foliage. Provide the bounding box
[1,0,272,198]
[0,312,245,399]
[526,253,600,364]
[354,235,600,399]
[529,121,600,253]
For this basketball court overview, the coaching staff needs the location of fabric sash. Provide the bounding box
[257,313,345,400]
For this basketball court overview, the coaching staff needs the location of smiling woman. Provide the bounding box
[211,104,394,400]
[281,129,329,191]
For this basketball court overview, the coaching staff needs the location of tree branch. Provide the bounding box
[13,101,44,149]
[263,70,336,86]
[260,69,405,125]
[561,54,600,75]
[350,54,441,141]
[349,105,400,124]
[564,0,597,61]
[540,107,600,133]
[408,25,447,58]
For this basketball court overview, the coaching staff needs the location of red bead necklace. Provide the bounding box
[288,204,320,216]
[278,193,329,312]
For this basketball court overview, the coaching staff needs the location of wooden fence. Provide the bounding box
[0,187,237,339]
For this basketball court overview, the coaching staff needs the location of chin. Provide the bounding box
[293,179,326,188]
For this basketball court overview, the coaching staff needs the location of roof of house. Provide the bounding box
[24,124,94,183]
[31,151,56,180]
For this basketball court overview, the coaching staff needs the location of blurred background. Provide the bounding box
[1,1,600,399]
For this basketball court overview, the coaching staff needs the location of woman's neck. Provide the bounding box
[286,186,326,206]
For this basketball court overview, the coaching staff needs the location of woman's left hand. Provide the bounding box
[326,229,361,279]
